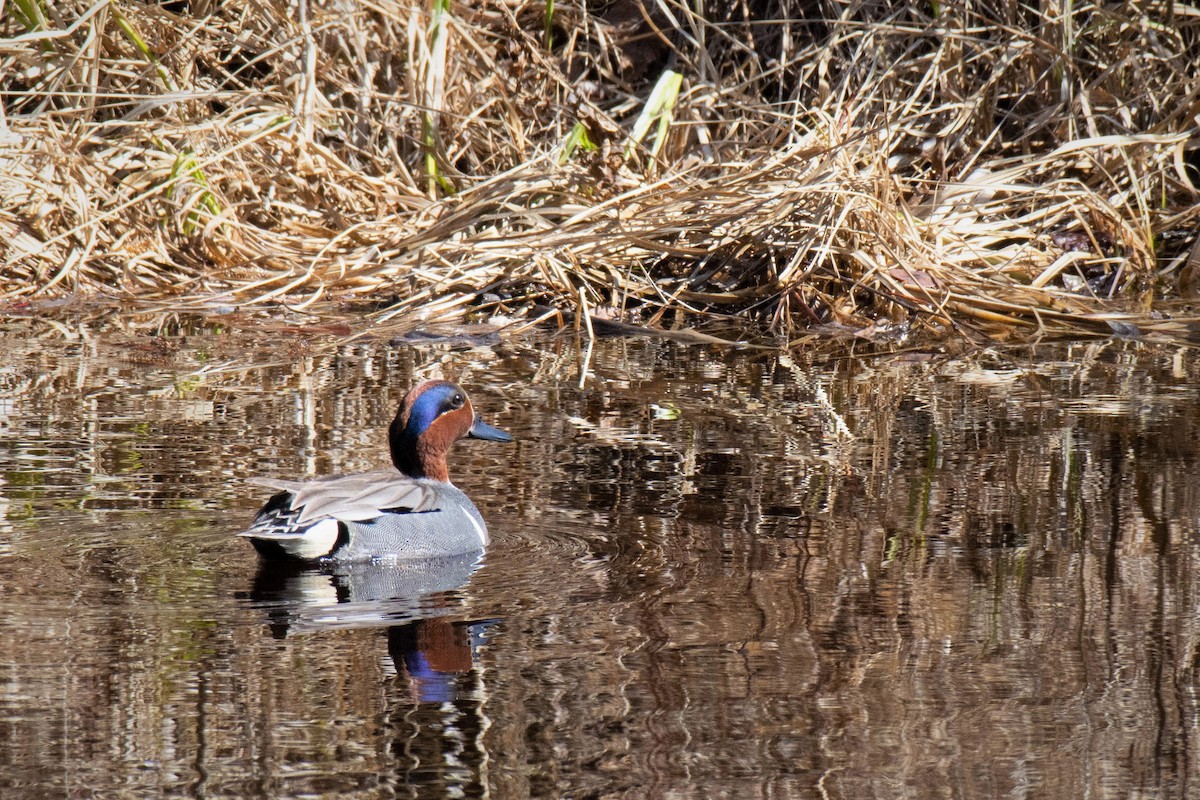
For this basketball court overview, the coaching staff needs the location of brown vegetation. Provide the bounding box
[2,1,1199,341]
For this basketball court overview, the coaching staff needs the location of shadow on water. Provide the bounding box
[3,314,1200,798]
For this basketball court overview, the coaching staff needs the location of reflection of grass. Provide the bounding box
[2,4,1194,341]
[163,497,207,510]
[5,469,45,489]
[4,470,45,519]
[174,374,203,395]
[115,446,145,474]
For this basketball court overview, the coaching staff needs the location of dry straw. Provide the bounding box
[2,1,1199,342]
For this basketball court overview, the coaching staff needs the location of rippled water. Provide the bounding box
[2,314,1200,798]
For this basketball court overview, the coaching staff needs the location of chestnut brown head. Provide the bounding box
[388,380,512,482]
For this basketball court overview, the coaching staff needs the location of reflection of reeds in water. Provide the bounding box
[3,328,1200,794]
[3,4,1200,339]
[476,339,1200,798]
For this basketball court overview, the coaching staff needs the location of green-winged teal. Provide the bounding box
[240,379,512,562]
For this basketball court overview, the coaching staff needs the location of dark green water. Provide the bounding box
[2,314,1200,798]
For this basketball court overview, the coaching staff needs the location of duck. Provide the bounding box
[239,379,512,563]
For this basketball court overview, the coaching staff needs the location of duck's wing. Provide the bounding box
[240,472,446,561]
[249,472,442,525]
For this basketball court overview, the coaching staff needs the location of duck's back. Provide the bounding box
[241,472,490,562]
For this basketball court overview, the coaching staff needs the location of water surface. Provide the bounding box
[2,315,1199,798]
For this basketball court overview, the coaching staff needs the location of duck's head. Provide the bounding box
[388,380,512,481]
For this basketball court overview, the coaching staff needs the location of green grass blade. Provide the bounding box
[110,3,178,92]
[422,0,455,194]
[558,121,597,164]
[624,69,683,161]
[11,0,49,32]
[167,149,223,235]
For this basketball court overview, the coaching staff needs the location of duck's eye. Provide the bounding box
[449,392,465,410]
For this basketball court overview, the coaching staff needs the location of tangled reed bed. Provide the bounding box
[2,0,1199,343]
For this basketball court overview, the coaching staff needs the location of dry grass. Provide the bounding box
[2,0,1199,342]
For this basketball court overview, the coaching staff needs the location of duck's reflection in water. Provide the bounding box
[238,553,496,794]
[387,616,493,704]
[241,550,494,701]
